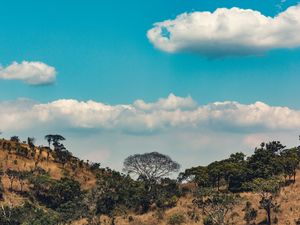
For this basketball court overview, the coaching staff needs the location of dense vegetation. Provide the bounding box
[0,134,300,225]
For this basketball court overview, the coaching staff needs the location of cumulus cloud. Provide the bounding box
[0,61,56,85]
[133,93,197,111]
[147,4,300,57]
[1,94,300,134]
[2,94,300,170]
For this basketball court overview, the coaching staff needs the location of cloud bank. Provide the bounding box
[147,4,300,57]
[1,94,300,170]
[0,61,56,85]
[1,94,300,134]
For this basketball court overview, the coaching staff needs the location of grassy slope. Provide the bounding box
[0,139,96,206]
[109,174,300,225]
[1,139,300,225]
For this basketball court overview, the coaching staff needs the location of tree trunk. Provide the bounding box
[111,217,115,225]
[267,208,271,225]
[10,180,13,191]
[20,182,23,192]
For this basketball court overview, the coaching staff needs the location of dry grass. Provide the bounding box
[0,139,96,206]
[110,174,300,225]
[1,139,300,224]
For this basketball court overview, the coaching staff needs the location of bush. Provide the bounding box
[168,213,185,225]
[243,201,257,224]
[203,217,213,225]
[0,202,60,225]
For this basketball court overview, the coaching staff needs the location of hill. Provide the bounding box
[111,173,300,225]
[0,137,300,225]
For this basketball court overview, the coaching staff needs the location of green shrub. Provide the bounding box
[0,201,60,225]
[203,216,213,225]
[167,213,185,225]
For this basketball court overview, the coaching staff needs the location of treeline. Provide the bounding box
[179,141,300,225]
[179,141,300,191]
[0,135,300,225]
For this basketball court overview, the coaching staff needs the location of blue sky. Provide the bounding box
[0,0,299,106]
[1,0,300,170]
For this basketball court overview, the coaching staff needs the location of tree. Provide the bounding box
[56,149,72,167]
[0,169,4,199]
[44,134,70,166]
[6,169,19,191]
[93,169,143,224]
[0,201,60,225]
[193,188,240,225]
[44,134,53,147]
[178,166,209,188]
[243,201,257,225]
[29,175,86,222]
[10,136,20,143]
[123,152,180,183]
[222,158,249,192]
[27,137,35,149]
[280,148,299,183]
[207,161,226,191]
[244,178,281,225]
[18,171,31,192]
[44,134,65,150]
[90,162,101,171]
[247,142,285,179]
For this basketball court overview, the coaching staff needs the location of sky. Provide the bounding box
[1,0,300,171]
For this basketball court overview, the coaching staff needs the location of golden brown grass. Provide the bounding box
[1,139,300,225]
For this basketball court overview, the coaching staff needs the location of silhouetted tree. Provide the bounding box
[123,152,180,183]
[44,134,53,147]
[44,134,65,150]
[27,137,35,149]
[10,136,20,143]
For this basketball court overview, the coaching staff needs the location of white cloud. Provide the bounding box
[1,94,300,134]
[0,61,56,85]
[147,4,300,57]
[1,94,300,170]
[133,93,197,111]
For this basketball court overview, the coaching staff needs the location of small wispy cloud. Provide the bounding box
[0,61,57,85]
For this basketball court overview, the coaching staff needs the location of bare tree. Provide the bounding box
[123,152,180,182]
[193,189,240,225]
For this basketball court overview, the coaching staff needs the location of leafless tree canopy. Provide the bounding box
[123,152,180,182]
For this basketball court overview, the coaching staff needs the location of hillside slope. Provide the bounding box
[109,174,300,225]
[0,139,96,205]
[1,138,300,225]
